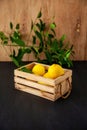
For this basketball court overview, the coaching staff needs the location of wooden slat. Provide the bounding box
[14,76,54,93]
[14,70,55,86]
[15,83,55,101]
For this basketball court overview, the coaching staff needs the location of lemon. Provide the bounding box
[43,72,52,78]
[48,64,64,79]
[38,72,51,85]
[32,64,45,76]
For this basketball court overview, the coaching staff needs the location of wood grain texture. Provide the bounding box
[0,0,87,61]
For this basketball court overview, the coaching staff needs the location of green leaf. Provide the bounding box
[39,19,45,31]
[0,32,8,40]
[60,34,66,42]
[0,32,4,38]
[10,55,19,67]
[68,60,73,67]
[0,31,8,44]
[16,24,20,30]
[36,23,41,31]
[11,48,31,66]
[48,34,54,38]
[13,31,20,38]
[66,60,73,68]
[16,48,25,61]
[50,23,56,29]
[31,46,39,55]
[10,36,15,43]
[4,40,8,44]
[31,46,40,59]
[38,44,44,53]
[51,29,56,36]
[45,32,49,37]
[10,22,13,29]
[33,26,37,31]
[24,48,31,53]
[59,34,66,48]
[44,51,52,64]
[32,36,36,44]
[13,49,16,56]
[37,10,42,18]
[20,67,32,73]
[35,31,43,42]
[31,20,33,30]
[14,38,25,46]
[36,19,45,31]
[46,39,51,46]
[65,51,71,59]
[50,39,59,52]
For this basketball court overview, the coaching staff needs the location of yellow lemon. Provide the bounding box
[43,72,52,78]
[38,72,51,85]
[48,64,64,79]
[32,64,45,76]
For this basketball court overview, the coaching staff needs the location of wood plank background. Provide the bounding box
[0,0,87,61]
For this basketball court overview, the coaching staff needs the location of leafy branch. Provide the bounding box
[0,10,74,68]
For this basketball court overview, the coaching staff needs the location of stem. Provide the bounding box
[27,17,38,45]
[3,44,32,48]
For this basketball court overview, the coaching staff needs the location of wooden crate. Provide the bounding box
[14,62,72,101]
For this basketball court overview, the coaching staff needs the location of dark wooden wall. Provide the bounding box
[0,0,87,61]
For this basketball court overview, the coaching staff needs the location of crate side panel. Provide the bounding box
[15,83,55,101]
[14,76,54,93]
[14,70,55,86]
[55,75,72,100]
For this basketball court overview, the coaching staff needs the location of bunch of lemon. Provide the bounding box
[32,63,64,79]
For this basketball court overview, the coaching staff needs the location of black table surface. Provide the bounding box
[0,61,87,130]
